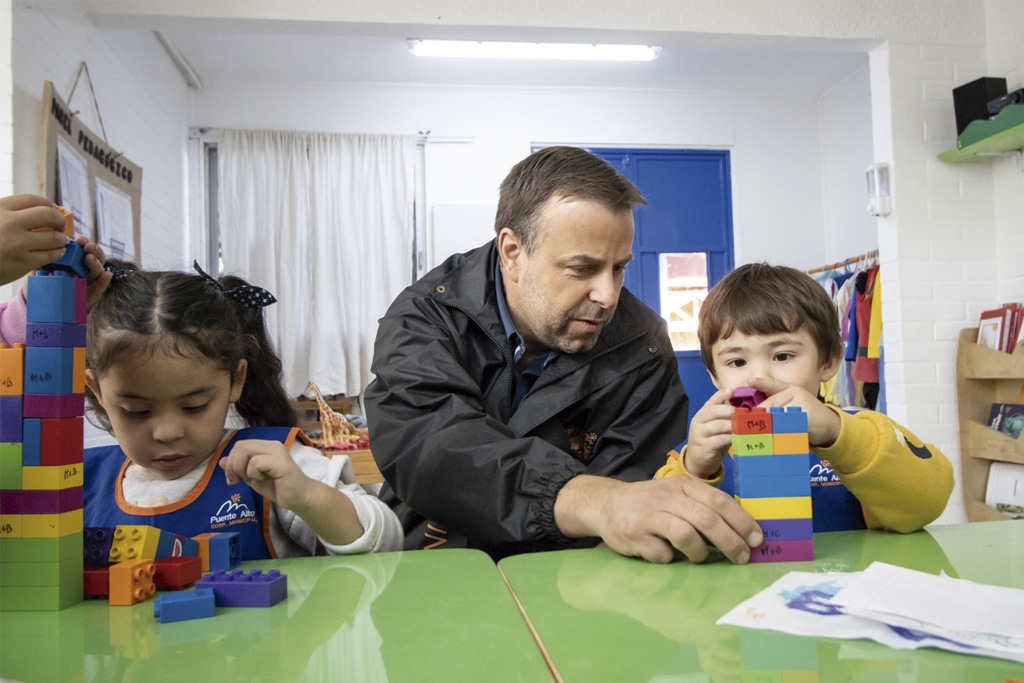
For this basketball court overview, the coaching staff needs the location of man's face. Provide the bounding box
[501,195,634,356]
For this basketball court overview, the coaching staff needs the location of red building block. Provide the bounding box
[153,556,202,590]
[37,417,84,466]
[109,559,156,606]
[83,566,110,598]
[731,407,773,435]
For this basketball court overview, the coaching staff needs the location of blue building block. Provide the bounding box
[0,395,22,442]
[84,527,115,566]
[195,569,287,607]
[26,271,77,324]
[25,322,86,348]
[23,347,76,395]
[153,587,216,623]
[734,473,813,499]
[732,453,809,478]
[42,238,88,279]
[156,531,199,560]
[22,418,41,466]
[768,406,809,434]
[208,532,241,571]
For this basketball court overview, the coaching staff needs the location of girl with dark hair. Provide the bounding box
[83,262,402,558]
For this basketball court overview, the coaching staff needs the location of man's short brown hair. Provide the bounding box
[495,146,645,253]
[698,262,845,377]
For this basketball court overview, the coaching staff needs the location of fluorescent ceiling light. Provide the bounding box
[407,39,661,62]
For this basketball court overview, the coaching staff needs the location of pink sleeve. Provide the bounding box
[0,291,28,345]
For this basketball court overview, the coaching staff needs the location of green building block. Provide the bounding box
[0,532,83,563]
[732,433,774,456]
[0,443,22,489]
[0,554,83,586]
[0,575,83,610]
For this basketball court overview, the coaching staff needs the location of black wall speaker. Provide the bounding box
[952,77,1007,135]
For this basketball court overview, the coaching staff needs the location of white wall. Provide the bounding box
[5,1,191,446]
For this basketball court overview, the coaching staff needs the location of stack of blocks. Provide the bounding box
[0,209,87,610]
[732,406,814,562]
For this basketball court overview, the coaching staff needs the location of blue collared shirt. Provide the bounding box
[494,259,557,409]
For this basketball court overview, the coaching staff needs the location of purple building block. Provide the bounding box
[0,487,83,515]
[730,386,767,410]
[0,395,22,442]
[22,394,85,419]
[749,538,814,563]
[26,322,86,348]
[757,517,814,542]
[84,527,116,566]
[153,587,216,623]
[195,569,287,607]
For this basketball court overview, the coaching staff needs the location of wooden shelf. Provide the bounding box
[938,103,1024,163]
[955,327,1024,522]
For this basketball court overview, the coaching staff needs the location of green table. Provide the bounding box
[1,549,552,682]
[498,521,1024,682]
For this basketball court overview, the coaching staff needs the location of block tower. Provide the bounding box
[731,401,814,563]
[0,208,87,610]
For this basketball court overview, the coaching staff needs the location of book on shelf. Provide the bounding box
[985,461,1024,519]
[988,403,1024,439]
[977,302,1023,353]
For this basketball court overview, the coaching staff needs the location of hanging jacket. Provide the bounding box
[365,241,688,559]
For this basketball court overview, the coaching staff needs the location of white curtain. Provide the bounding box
[218,130,416,398]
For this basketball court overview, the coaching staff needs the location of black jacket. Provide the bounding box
[365,242,688,558]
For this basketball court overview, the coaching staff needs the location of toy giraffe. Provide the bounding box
[303,382,361,450]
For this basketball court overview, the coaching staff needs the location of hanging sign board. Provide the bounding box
[38,79,142,264]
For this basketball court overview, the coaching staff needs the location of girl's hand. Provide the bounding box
[75,236,112,306]
[683,387,737,478]
[747,377,841,447]
[220,438,316,513]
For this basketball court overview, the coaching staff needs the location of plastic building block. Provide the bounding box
[0,532,82,562]
[0,555,82,586]
[109,525,162,562]
[731,407,772,435]
[730,386,767,409]
[0,394,23,441]
[153,555,202,590]
[0,443,22,489]
[36,417,83,466]
[768,406,809,433]
[773,431,810,455]
[733,453,808,478]
[109,559,156,606]
[58,206,75,237]
[24,347,76,395]
[0,576,84,610]
[0,343,25,395]
[192,531,241,572]
[735,475,812,499]
[195,569,287,607]
[21,419,41,466]
[737,496,812,520]
[21,509,83,537]
[153,587,216,623]
[758,518,814,542]
[25,322,86,348]
[26,271,77,324]
[72,347,85,393]
[731,433,773,456]
[42,238,88,279]
[0,515,22,538]
[21,463,82,490]
[22,393,86,419]
[0,487,83,514]
[83,566,110,598]
[84,527,115,566]
[749,538,814,563]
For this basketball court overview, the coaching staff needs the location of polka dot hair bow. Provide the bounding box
[192,260,277,309]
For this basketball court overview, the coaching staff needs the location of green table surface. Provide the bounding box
[1,548,552,683]
[498,521,1024,682]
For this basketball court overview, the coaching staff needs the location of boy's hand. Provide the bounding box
[683,387,738,479]
[220,438,316,513]
[748,377,841,447]
[0,195,69,285]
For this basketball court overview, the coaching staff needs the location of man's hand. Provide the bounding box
[683,387,738,478]
[554,474,763,564]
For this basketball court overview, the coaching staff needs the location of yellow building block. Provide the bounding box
[0,343,25,396]
[737,496,812,520]
[21,510,83,538]
[773,432,810,455]
[21,464,83,490]
[108,525,161,562]
[72,347,86,394]
[0,515,23,538]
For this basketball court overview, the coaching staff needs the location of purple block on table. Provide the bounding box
[22,394,85,419]
[26,322,86,348]
[84,527,115,566]
[749,538,814,563]
[153,587,216,623]
[0,395,22,442]
[195,569,287,607]
[0,487,83,514]
[758,517,814,542]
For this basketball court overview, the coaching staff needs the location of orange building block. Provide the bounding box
[0,344,25,396]
[109,559,156,606]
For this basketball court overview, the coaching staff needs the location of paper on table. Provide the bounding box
[717,564,1024,664]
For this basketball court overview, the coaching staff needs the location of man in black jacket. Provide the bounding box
[365,146,762,562]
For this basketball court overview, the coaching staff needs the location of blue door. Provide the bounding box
[585,149,735,442]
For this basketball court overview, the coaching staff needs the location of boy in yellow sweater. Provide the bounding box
[657,263,953,532]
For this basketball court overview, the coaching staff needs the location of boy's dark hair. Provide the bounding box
[698,262,844,377]
[86,267,296,430]
[494,146,646,253]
